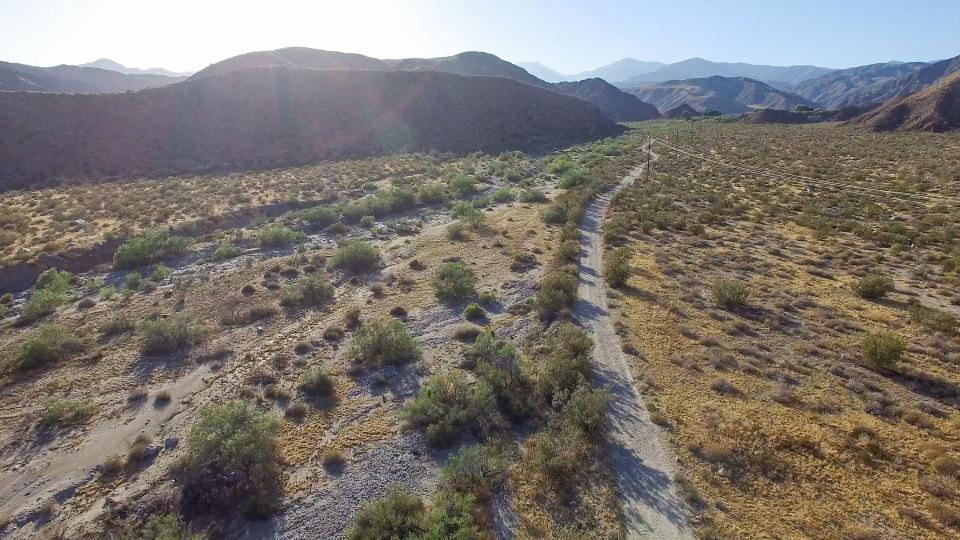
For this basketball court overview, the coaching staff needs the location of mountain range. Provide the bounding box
[0,60,187,93]
[78,58,194,78]
[625,76,816,114]
[617,58,834,87]
[856,70,960,132]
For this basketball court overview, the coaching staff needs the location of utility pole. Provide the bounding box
[646,136,651,182]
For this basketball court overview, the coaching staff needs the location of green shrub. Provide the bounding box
[299,368,333,397]
[534,267,578,318]
[555,240,580,265]
[907,303,958,333]
[449,175,477,198]
[125,271,144,291]
[344,305,362,328]
[211,239,242,260]
[536,324,593,403]
[491,188,514,203]
[140,314,204,354]
[19,288,66,324]
[854,273,894,299]
[138,513,203,540]
[417,183,448,205]
[182,401,280,517]
[862,333,905,369]
[604,248,632,288]
[548,157,574,175]
[327,240,381,274]
[558,384,610,437]
[712,279,749,309]
[346,318,421,368]
[420,490,482,539]
[403,371,499,447]
[35,268,73,294]
[557,168,588,189]
[385,188,418,212]
[434,262,478,301]
[100,285,116,301]
[348,488,427,540]
[519,189,548,203]
[298,206,337,227]
[451,202,484,228]
[114,229,190,270]
[10,324,85,372]
[470,195,491,209]
[463,303,485,320]
[257,226,306,247]
[439,443,509,501]
[101,314,134,337]
[152,264,173,282]
[447,222,467,241]
[40,396,95,426]
[280,276,334,308]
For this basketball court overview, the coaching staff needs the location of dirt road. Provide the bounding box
[573,150,692,539]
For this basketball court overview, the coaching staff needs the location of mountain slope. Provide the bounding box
[386,51,551,88]
[0,67,618,188]
[517,61,566,83]
[568,58,666,84]
[839,54,960,107]
[555,78,660,121]
[619,57,834,87]
[0,61,185,93]
[626,76,816,114]
[792,62,927,108]
[79,58,193,77]
[190,48,387,79]
[855,70,960,132]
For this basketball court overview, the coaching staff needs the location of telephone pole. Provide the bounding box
[646,136,651,182]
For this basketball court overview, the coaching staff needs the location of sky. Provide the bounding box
[2,0,958,74]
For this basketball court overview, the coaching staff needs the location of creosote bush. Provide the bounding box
[140,314,204,354]
[280,276,334,308]
[114,229,190,270]
[40,396,95,426]
[463,303,485,320]
[862,332,905,370]
[604,248,632,288]
[181,401,281,518]
[9,324,86,372]
[534,266,578,318]
[299,367,333,397]
[853,273,894,299]
[327,240,381,274]
[346,317,421,368]
[712,278,749,309]
[433,262,478,302]
[347,486,481,540]
[257,226,306,247]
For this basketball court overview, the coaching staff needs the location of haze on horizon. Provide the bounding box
[2,0,959,75]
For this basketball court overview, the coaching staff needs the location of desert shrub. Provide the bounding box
[348,489,427,540]
[449,174,477,197]
[101,314,134,337]
[540,202,569,225]
[298,206,337,227]
[35,268,73,293]
[151,264,173,282]
[853,273,894,299]
[346,318,421,368]
[344,305,362,328]
[712,278,749,309]
[125,271,144,291]
[114,229,190,270]
[181,401,281,517]
[555,240,580,265]
[519,189,548,203]
[451,202,484,227]
[299,367,333,397]
[439,443,509,501]
[907,303,958,333]
[447,222,467,240]
[557,384,610,437]
[417,183,448,205]
[862,333,905,369]
[40,396,94,426]
[211,239,242,260]
[548,157,574,175]
[257,226,306,247]
[403,370,500,447]
[327,240,381,274]
[463,303,485,320]
[536,324,593,402]
[323,325,345,341]
[491,188,514,203]
[433,262,478,301]
[19,288,66,324]
[140,314,204,354]
[280,276,334,308]
[138,513,203,540]
[604,248,632,287]
[9,324,85,372]
[534,267,578,318]
[384,188,418,212]
[557,168,588,189]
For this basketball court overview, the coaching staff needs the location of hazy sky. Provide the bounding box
[2,0,958,74]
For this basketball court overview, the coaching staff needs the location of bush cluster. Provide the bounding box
[280,276,335,308]
[862,332,905,369]
[9,324,86,372]
[257,226,306,247]
[346,318,421,368]
[712,278,749,309]
[327,240,381,274]
[114,229,190,270]
[853,273,894,299]
[604,248,632,288]
[140,314,205,354]
[534,266,578,318]
[434,262,478,302]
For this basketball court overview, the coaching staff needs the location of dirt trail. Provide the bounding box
[573,149,692,539]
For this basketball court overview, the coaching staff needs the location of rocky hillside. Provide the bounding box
[792,62,928,108]
[626,76,816,114]
[555,78,660,121]
[618,58,833,87]
[662,103,699,119]
[0,67,618,188]
[855,70,960,132]
[0,61,185,93]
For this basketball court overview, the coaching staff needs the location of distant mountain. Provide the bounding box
[855,70,960,132]
[194,47,657,123]
[625,76,816,114]
[0,61,186,93]
[79,58,193,77]
[836,54,960,108]
[0,67,618,189]
[619,58,834,87]
[568,58,666,84]
[662,103,700,120]
[517,61,566,83]
[555,78,660,121]
[793,62,928,108]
